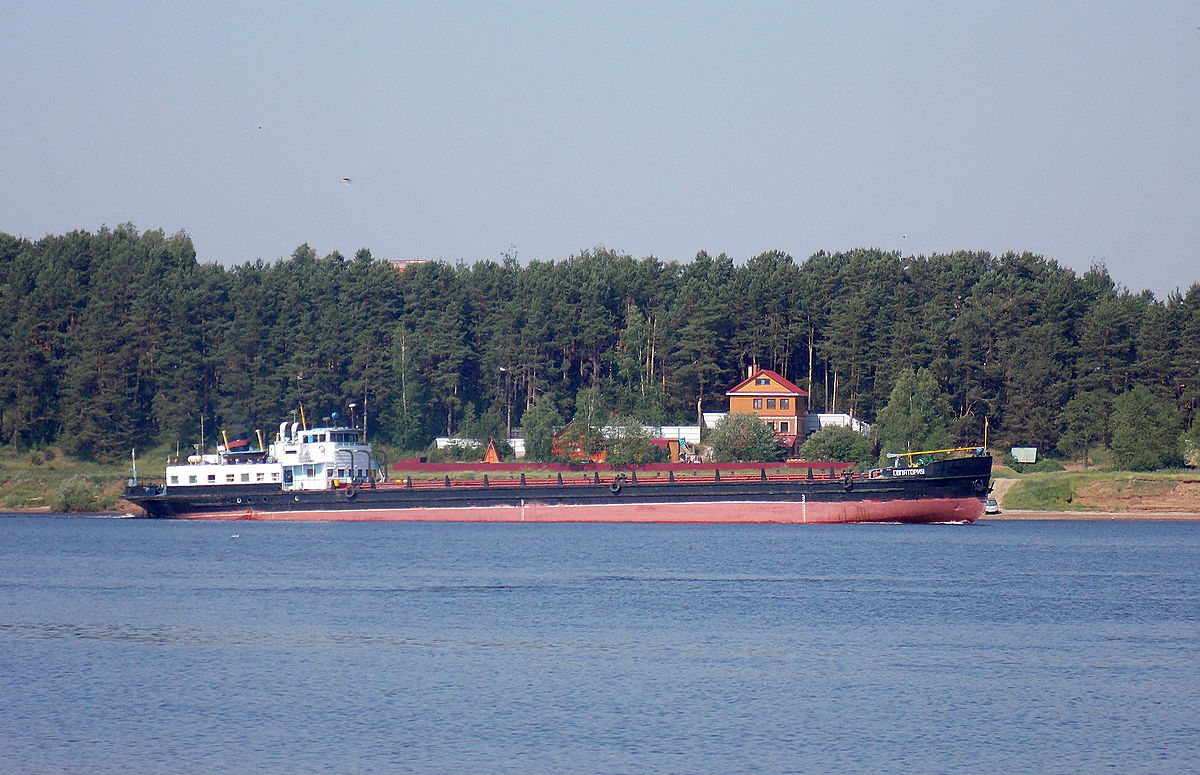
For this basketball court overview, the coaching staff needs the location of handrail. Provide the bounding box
[373,470,864,490]
[886,446,986,461]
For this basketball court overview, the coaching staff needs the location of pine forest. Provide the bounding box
[2,225,1198,463]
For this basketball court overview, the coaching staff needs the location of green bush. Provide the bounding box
[799,426,876,467]
[709,413,784,463]
[425,443,483,463]
[53,475,98,512]
[1003,477,1078,510]
[604,417,667,465]
[1007,456,1065,474]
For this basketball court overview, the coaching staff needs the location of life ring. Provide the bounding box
[842,471,854,491]
[345,485,357,500]
[609,474,627,494]
[318,445,326,454]
[236,497,244,505]
[973,479,987,494]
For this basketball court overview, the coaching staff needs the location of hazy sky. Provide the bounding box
[4,2,1198,298]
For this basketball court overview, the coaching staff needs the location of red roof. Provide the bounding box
[725,368,808,397]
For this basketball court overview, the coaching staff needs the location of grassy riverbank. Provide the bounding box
[992,466,1200,514]
[1,447,135,512]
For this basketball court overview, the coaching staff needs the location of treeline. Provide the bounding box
[1,224,1198,461]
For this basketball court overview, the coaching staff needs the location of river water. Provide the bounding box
[1,516,1197,774]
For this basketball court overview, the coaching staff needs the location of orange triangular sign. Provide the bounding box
[483,437,500,464]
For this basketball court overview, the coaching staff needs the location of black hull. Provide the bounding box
[126,456,993,524]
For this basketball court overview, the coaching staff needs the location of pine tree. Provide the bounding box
[873,367,954,456]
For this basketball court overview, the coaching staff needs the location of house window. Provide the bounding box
[753,398,762,409]
[766,398,776,409]
[768,421,776,430]
[780,421,789,433]
[755,377,769,385]
[780,398,789,409]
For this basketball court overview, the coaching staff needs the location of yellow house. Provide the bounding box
[725,368,808,453]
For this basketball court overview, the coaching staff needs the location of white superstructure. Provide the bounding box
[163,420,383,492]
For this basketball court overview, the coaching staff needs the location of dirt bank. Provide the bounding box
[989,473,1200,520]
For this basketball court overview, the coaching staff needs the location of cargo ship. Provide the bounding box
[124,418,993,524]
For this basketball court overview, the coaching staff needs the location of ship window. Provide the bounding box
[338,468,346,477]
[326,468,334,477]
[226,474,235,482]
[270,473,278,481]
[780,398,789,409]
[170,475,179,484]
[257,472,265,482]
[208,474,216,483]
[766,398,776,409]
[780,421,789,433]
[319,434,327,442]
[241,473,250,482]
[753,398,762,409]
[755,377,769,385]
[189,475,197,484]
[306,467,317,477]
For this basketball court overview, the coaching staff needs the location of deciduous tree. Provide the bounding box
[709,413,783,463]
[1110,385,1183,470]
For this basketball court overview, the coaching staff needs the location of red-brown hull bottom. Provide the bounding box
[182,497,983,524]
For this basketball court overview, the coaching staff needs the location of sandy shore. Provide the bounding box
[985,510,1200,521]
